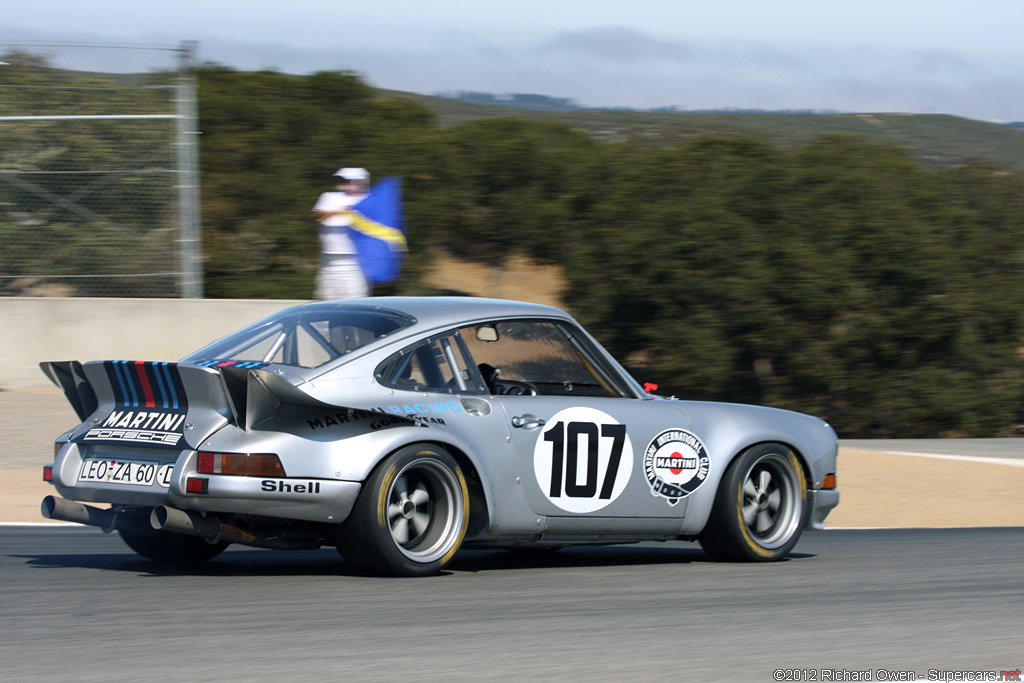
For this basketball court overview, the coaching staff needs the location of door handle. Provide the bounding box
[511,415,546,429]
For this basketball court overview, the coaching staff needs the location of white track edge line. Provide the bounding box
[862,450,1024,467]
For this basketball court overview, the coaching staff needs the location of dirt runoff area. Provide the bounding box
[2,392,1023,528]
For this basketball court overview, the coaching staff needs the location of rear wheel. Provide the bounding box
[699,443,808,561]
[118,527,228,564]
[338,444,469,577]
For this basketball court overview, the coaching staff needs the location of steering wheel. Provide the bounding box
[492,380,538,396]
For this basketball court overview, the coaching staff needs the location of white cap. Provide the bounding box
[333,167,370,181]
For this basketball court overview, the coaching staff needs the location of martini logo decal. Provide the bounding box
[84,361,189,448]
[643,429,710,506]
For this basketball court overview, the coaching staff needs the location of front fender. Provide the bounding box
[674,402,838,535]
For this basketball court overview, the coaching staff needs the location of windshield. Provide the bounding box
[182,303,415,368]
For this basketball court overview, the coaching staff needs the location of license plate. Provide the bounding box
[79,459,172,487]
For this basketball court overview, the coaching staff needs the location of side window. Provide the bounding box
[376,333,485,394]
[460,320,622,398]
[184,304,414,369]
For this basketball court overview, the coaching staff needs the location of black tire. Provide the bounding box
[338,444,470,577]
[118,527,229,564]
[698,443,808,561]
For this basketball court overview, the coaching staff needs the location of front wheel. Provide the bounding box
[338,444,469,577]
[698,443,808,561]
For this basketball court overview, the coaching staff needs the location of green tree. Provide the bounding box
[438,118,601,265]
[565,134,1023,437]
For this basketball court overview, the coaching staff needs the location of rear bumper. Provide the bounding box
[805,488,840,530]
[50,478,362,525]
[50,442,362,524]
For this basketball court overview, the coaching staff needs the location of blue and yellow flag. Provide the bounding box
[346,177,407,284]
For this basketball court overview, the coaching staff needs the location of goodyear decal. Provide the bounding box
[83,361,189,448]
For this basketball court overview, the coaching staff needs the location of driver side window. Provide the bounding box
[460,320,620,398]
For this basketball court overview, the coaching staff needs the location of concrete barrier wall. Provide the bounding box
[0,298,308,391]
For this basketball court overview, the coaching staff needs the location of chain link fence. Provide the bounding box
[0,42,201,297]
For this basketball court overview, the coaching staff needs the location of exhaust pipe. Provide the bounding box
[41,495,115,528]
[151,505,258,545]
[40,496,151,535]
[40,497,320,550]
[151,505,320,550]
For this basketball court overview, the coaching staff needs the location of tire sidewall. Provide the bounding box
[702,443,808,561]
[346,444,470,577]
[732,445,807,559]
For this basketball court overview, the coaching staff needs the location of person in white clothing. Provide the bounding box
[312,167,371,300]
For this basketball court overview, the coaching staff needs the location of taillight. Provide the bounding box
[43,464,54,483]
[186,477,209,494]
[197,452,285,477]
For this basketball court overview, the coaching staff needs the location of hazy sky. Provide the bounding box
[3,0,1023,120]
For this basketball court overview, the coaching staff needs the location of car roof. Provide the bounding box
[303,296,572,330]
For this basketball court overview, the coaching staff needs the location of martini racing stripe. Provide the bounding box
[103,361,186,410]
[192,359,268,369]
[87,362,190,447]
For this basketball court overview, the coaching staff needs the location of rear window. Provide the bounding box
[183,303,415,368]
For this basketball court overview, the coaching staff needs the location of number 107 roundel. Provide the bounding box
[41,297,839,577]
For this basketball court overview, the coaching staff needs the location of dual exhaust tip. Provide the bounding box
[41,494,223,538]
[40,495,320,551]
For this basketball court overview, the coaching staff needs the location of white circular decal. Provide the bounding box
[643,429,710,506]
[157,464,174,487]
[533,407,634,513]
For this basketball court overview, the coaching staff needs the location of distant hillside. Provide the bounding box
[431,90,839,116]
[432,91,585,112]
[382,89,1024,171]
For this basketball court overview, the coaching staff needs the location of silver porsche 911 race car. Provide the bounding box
[41,297,839,576]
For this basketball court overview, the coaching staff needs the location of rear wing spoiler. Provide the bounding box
[41,360,415,439]
[217,364,367,431]
[40,361,97,423]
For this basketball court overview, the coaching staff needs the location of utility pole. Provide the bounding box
[176,40,203,298]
